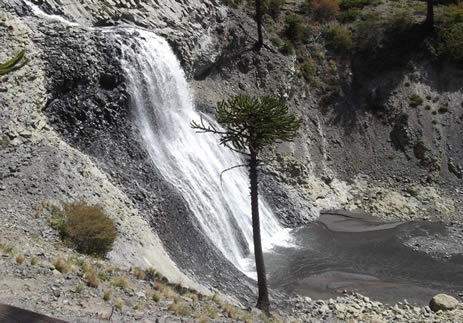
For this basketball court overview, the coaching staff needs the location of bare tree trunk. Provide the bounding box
[255,0,264,49]
[425,0,434,32]
[249,147,270,313]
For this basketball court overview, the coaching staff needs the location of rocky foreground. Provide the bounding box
[1,208,462,323]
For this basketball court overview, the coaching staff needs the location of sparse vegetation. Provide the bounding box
[284,14,312,45]
[0,136,10,150]
[54,257,71,273]
[85,270,100,288]
[133,267,145,280]
[325,25,353,52]
[30,257,39,265]
[152,291,161,302]
[168,302,192,317]
[115,298,126,311]
[311,0,340,22]
[301,58,316,83]
[103,290,112,301]
[15,254,25,265]
[111,276,130,289]
[205,303,219,319]
[75,283,84,294]
[409,94,424,107]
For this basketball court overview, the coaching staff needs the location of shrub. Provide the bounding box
[354,14,384,53]
[205,304,219,319]
[312,0,340,22]
[30,257,39,265]
[439,22,463,63]
[409,94,424,107]
[337,8,360,22]
[152,291,161,302]
[339,0,381,10]
[425,104,432,110]
[301,58,316,83]
[50,201,117,257]
[387,9,412,32]
[279,39,294,55]
[264,0,285,19]
[325,25,353,52]
[98,271,108,281]
[438,105,449,113]
[284,14,312,44]
[115,298,125,311]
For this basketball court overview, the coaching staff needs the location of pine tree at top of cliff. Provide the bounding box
[191,94,302,313]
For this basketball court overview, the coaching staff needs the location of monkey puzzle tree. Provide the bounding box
[191,95,302,313]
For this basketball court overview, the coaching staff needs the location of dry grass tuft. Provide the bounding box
[111,276,130,289]
[85,270,100,288]
[183,291,199,303]
[30,257,39,265]
[53,257,70,273]
[222,303,240,319]
[152,291,161,302]
[168,302,192,317]
[115,298,125,311]
[133,267,145,280]
[15,254,25,265]
[205,304,218,319]
[103,290,112,301]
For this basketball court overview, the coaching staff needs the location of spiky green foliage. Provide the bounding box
[0,50,29,75]
[191,95,302,153]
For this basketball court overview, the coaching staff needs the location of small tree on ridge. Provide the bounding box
[191,94,302,313]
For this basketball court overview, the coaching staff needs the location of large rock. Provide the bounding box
[429,294,459,312]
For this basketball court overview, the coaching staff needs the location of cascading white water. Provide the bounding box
[24,0,292,272]
[117,29,292,272]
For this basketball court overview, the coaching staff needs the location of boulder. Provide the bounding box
[429,294,459,312]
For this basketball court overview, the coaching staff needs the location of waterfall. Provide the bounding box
[117,29,291,272]
[24,0,291,271]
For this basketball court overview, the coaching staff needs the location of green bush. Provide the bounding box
[439,22,463,63]
[339,0,382,10]
[337,8,360,23]
[264,0,285,19]
[301,58,316,83]
[279,39,294,55]
[387,9,412,32]
[409,94,424,107]
[49,201,117,257]
[354,14,384,53]
[325,25,353,52]
[284,14,312,44]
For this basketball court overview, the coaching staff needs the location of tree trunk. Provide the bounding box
[425,0,434,32]
[255,0,264,49]
[249,147,270,313]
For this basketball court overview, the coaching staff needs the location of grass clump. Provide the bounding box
[115,298,125,311]
[15,254,25,265]
[53,257,71,273]
[133,267,145,280]
[48,201,117,257]
[111,276,130,289]
[152,291,161,302]
[30,257,39,265]
[85,270,100,288]
[103,290,112,301]
[168,303,192,317]
[183,292,199,303]
[0,136,10,150]
[438,105,449,113]
[98,271,108,281]
[75,283,84,294]
[205,304,219,319]
[409,94,424,107]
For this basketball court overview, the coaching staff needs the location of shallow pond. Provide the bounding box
[265,212,463,305]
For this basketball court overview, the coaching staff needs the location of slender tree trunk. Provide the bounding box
[255,0,264,49]
[425,0,434,32]
[249,147,270,313]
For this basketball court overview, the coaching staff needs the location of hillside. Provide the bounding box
[0,0,462,321]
